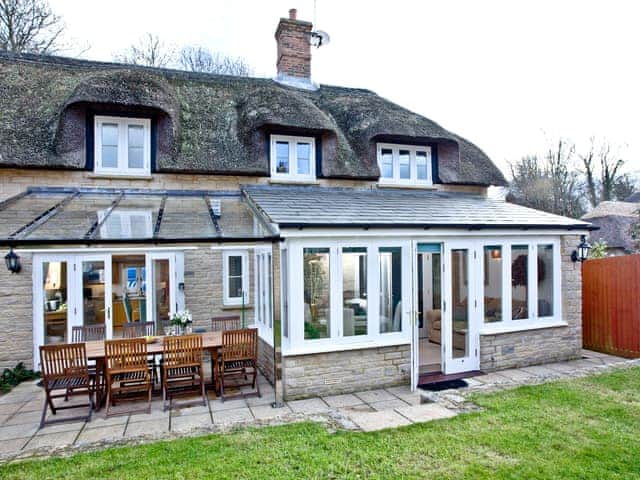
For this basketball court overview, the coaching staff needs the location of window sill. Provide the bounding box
[282,335,410,357]
[377,182,436,190]
[479,320,568,335]
[221,304,253,311]
[269,178,320,186]
[89,173,153,181]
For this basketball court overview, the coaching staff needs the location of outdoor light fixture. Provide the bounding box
[571,235,591,263]
[491,248,502,259]
[4,248,21,273]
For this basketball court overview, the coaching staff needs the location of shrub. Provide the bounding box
[0,363,40,393]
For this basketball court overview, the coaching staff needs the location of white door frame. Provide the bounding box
[442,241,480,374]
[145,251,184,325]
[73,254,113,339]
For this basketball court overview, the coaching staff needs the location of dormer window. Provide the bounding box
[377,143,433,186]
[270,134,316,181]
[94,116,151,176]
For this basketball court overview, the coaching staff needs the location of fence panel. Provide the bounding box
[583,254,640,358]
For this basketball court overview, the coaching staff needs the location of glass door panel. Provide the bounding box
[76,255,112,338]
[42,261,69,344]
[450,249,469,359]
[153,259,171,331]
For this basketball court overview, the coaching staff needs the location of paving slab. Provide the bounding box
[338,404,375,414]
[129,407,170,423]
[213,407,254,424]
[520,365,561,378]
[354,389,397,404]
[0,437,29,456]
[23,430,78,451]
[17,399,46,413]
[36,420,86,435]
[170,413,212,432]
[83,415,129,429]
[0,414,10,425]
[76,424,126,444]
[125,418,169,438]
[287,398,330,414]
[322,393,365,408]
[250,404,292,420]
[497,368,540,382]
[545,362,581,374]
[172,404,210,417]
[474,373,512,385]
[246,394,274,407]
[0,423,39,441]
[3,410,42,426]
[210,398,248,412]
[395,404,458,423]
[369,399,411,412]
[0,402,23,416]
[346,410,412,432]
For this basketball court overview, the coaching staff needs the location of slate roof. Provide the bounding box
[0,51,506,186]
[243,185,593,230]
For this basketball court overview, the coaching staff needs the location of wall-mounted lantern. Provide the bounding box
[571,235,591,263]
[4,248,21,274]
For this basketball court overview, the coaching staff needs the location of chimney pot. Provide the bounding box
[275,9,313,83]
[289,8,297,20]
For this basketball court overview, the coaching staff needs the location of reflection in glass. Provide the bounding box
[381,148,393,178]
[82,261,106,327]
[43,262,68,344]
[416,151,428,180]
[228,255,243,298]
[399,150,410,179]
[379,247,402,333]
[538,245,554,317]
[451,249,469,359]
[153,259,171,329]
[127,125,144,168]
[511,245,529,320]
[276,141,289,173]
[303,248,330,339]
[297,143,311,175]
[484,246,502,323]
[101,123,118,168]
[342,248,367,336]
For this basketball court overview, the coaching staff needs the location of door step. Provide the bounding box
[418,370,482,387]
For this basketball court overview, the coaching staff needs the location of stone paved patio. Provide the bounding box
[0,349,637,463]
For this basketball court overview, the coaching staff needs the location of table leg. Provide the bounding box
[94,358,105,411]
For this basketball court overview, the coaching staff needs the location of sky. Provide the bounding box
[49,0,640,178]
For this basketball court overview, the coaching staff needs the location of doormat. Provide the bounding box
[419,379,468,391]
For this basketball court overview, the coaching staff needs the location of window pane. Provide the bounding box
[379,247,402,333]
[296,143,311,175]
[399,150,410,179]
[451,249,469,358]
[228,277,243,298]
[128,125,145,169]
[275,141,289,173]
[342,247,367,336]
[43,261,68,344]
[303,248,330,339]
[381,148,393,178]
[511,245,529,320]
[484,246,502,323]
[538,244,554,317]
[282,252,289,338]
[416,151,428,180]
[102,123,118,146]
[101,146,118,168]
[128,124,144,147]
[101,123,119,168]
[228,255,242,277]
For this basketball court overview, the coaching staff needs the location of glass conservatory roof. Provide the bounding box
[0,188,276,246]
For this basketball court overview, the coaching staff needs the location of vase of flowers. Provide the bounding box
[169,310,192,335]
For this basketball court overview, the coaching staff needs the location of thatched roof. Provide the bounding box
[0,51,506,186]
[582,201,639,252]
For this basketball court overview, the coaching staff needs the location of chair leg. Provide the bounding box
[40,394,49,428]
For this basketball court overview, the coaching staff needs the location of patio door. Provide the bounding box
[145,252,184,332]
[442,242,480,374]
[73,255,113,339]
[255,247,273,340]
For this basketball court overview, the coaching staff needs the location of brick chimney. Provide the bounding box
[275,8,315,88]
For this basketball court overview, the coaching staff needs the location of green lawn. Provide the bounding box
[2,367,640,480]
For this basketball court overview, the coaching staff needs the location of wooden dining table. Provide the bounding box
[84,331,223,410]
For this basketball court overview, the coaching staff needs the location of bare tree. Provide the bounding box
[0,0,66,53]
[113,33,176,68]
[178,45,252,76]
[507,139,585,219]
[580,137,631,207]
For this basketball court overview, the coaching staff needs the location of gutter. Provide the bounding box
[0,236,282,248]
[277,222,599,231]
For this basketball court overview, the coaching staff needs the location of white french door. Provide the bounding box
[442,241,480,374]
[145,252,184,330]
[73,254,113,339]
[255,247,273,343]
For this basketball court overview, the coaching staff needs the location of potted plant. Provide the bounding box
[169,310,193,335]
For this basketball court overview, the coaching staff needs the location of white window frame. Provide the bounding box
[377,143,433,186]
[270,134,316,181]
[285,238,412,356]
[223,250,249,306]
[94,115,151,176]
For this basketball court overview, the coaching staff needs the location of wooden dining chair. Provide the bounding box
[39,343,93,428]
[104,338,152,416]
[122,321,155,338]
[211,315,241,332]
[217,328,261,402]
[161,334,207,411]
[71,325,106,342]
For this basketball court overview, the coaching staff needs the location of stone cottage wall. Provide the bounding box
[282,344,411,400]
[479,235,583,371]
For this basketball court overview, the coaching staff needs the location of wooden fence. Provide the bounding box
[582,254,640,358]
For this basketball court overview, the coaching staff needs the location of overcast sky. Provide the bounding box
[50,0,640,177]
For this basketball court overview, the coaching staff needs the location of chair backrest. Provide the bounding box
[39,343,89,384]
[122,321,155,338]
[71,324,106,343]
[211,315,241,332]
[163,334,203,369]
[221,328,258,363]
[123,295,133,323]
[105,338,149,372]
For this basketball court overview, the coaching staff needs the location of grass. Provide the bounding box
[2,367,640,479]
